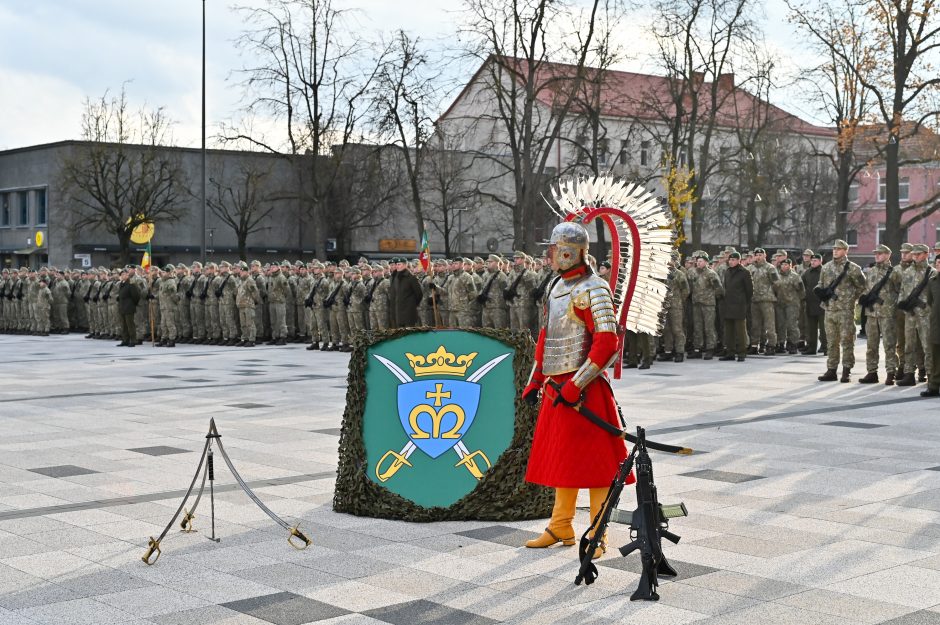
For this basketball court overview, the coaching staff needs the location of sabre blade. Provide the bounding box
[373,354,414,383]
[466,353,511,383]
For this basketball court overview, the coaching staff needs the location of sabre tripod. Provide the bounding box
[142,418,311,565]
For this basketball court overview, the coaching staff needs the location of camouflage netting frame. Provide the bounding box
[333,327,553,521]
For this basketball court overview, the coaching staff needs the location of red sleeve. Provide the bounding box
[531,328,546,384]
[575,303,619,369]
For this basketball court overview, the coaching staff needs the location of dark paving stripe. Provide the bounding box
[0,375,341,404]
[364,599,498,625]
[0,470,335,521]
[649,395,924,436]
[822,420,888,429]
[28,465,99,478]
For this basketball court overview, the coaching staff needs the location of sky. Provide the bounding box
[0,0,821,151]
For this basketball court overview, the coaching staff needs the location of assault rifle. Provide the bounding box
[897,269,932,312]
[531,271,553,301]
[575,427,687,602]
[476,272,499,304]
[186,278,197,300]
[858,267,893,311]
[215,274,231,298]
[503,270,525,302]
[364,276,381,305]
[323,282,342,309]
[812,261,850,303]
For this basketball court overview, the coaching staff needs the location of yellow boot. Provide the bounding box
[526,487,577,548]
[588,487,611,559]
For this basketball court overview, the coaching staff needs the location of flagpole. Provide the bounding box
[200,0,207,265]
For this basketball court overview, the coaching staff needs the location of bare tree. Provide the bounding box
[206,162,277,261]
[59,86,186,264]
[370,30,442,238]
[790,0,940,253]
[423,131,486,256]
[225,0,382,259]
[452,0,603,252]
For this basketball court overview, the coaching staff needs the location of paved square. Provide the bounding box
[2,334,940,625]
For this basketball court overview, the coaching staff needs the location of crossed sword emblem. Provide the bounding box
[373,353,510,483]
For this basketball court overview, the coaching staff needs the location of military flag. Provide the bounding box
[418,228,431,272]
[141,241,152,270]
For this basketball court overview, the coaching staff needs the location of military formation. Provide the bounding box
[4,241,940,397]
[0,252,552,349]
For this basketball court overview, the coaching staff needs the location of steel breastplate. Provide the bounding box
[542,274,593,376]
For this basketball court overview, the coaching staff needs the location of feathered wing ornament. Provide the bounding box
[547,175,678,379]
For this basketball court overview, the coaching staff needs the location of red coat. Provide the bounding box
[525,272,631,488]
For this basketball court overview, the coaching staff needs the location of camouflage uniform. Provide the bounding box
[346,268,367,333]
[820,251,866,373]
[449,262,479,328]
[688,261,723,354]
[369,270,390,331]
[218,264,240,344]
[748,257,779,351]
[177,268,194,341]
[268,265,290,344]
[313,270,335,347]
[507,254,538,333]
[861,254,902,377]
[158,267,180,344]
[772,264,804,350]
[480,257,510,329]
[898,254,936,385]
[236,267,261,344]
[285,266,298,340]
[661,267,690,359]
[51,273,70,332]
[330,272,351,348]
[206,267,223,342]
[191,266,209,342]
[251,263,268,341]
[35,279,53,334]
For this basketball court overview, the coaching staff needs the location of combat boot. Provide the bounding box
[920,388,939,397]
[896,372,916,386]
[656,352,673,362]
[703,350,713,360]
[885,372,896,386]
[718,354,735,361]
[787,341,798,354]
[236,340,246,347]
[687,350,702,359]
[625,362,638,369]
[673,352,684,363]
[747,345,758,355]
[307,342,319,351]
[245,341,255,347]
[166,340,176,348]
[918,368,927,383]
[818,368,838,382]
[858,371,878,384]
[275,338,287,346]
[638,362,651,370]
[840,367,851,383]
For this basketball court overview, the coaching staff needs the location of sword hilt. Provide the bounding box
[375,449,413,482]
[455,449,491,480]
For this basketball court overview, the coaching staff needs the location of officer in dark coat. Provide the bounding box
[390,258,423,328]
[116,268,141,347]
[801,253,827,356]
[719,252,753,361]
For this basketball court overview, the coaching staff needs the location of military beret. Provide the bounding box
[697,252,710,262]
[728,252,741,260]
[900,243,913,252]
[803,249,814,256]
[832,239,849,250]
[753,247,766,254]
[164,264,175,271]
[270,263,281,271]
[873,244,891,254]
[237,261,249,270]
[600,260,611,269]
[811,253,822,260]
[780,258,792,265]
[487,254,501,262]
[911,243,930,253]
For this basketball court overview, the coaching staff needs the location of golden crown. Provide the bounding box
[405,346,478,377]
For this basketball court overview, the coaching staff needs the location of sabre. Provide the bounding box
[372,352,509,482]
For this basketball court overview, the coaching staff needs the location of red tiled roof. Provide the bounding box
[440,56,834,138]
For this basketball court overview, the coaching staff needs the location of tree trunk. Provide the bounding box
[884,136,902,258]
[118,233,131,266]
[238,233,247,262]
[835,150,851,245]
[690,197,704,248]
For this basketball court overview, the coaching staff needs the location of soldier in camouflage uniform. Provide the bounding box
[205,263,222,344]
[235,262,261,347]
[896,244,936,387]
[895,243,917,378]
[267,262,290,346]
[250,261,268,341]
[218,262,240,345]
[773,259,804,353]
[479,254,510,329]
[293,262,308,343]
[369,263,390,331]
[191,262,208,343]
[747,248,780,354]
[302,262,321,349]
[659,261,690,362]
[176,264,194,343]
[858,244,902,384]
[817,239,866,382]
[330,266,351,350]
[346,267,367,334]
[35,276,52,335]
[449,258,479,328]
[506,252,537,333]
[158,265,179,347]
[314,264,337,349]
[429,260,450,327]
[533,253,554,330]
[49,269,70,333]
[688,252,723,359]
[105,271,121,339]
[133,267,150,342]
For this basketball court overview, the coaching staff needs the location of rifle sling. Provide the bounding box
[904,267,933,308]
[506,270,525,297]
[862,266,893,306]
[827,261,851,295]
[481,272,499,299]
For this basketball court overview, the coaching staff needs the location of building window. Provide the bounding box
[597,138,609,166]
[717,198,733,227]
[848,182,859,204]
[719,146,730,171]
[678,146,688,168]
[619,139,628,165]
[846,229,858,246]
[35,189,47,225]
[876,223,886,246]
[879,176,911,202]
[640,140,650,166]
[0,194,8,226]
[18,192,29,225]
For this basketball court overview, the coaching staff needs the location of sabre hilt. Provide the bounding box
[180,509,195,533]
[141,537,161,565]
[288,525,311,550]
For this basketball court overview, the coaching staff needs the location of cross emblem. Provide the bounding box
[425,383,451,407]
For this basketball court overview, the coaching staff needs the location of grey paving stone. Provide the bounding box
[127,446,190,456]
[597,556,718,580]
[144,374,178,379]
[27,466,99,478]
[312,428,342,436]
[454,525,542,547]
[0,583,83,610]
[679,469,765,483]
[866,611,940,625]
[221,591,349,624]
[183,378,215,383]
[822,421,888,429]
[363,599,498,625]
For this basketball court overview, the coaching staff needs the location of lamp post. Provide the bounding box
[200,0,207,265]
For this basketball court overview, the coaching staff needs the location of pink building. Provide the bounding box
[846,126,940,259]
